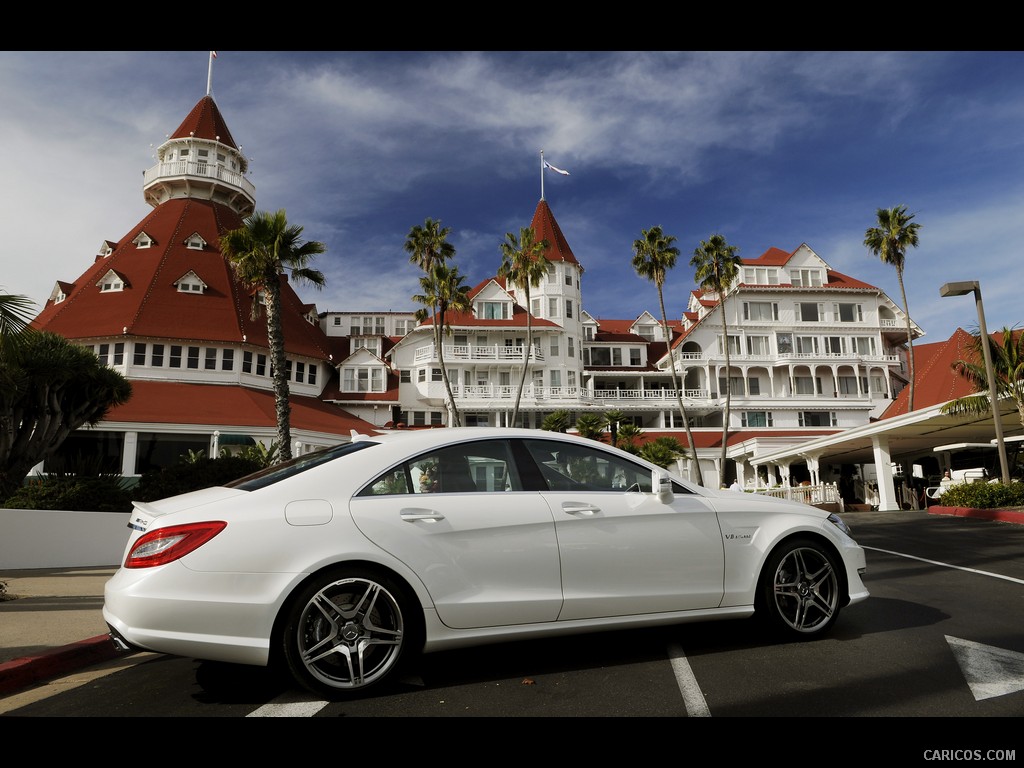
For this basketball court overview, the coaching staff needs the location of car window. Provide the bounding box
[522,439,653,493]
[359,439,522,496]
[227,440,378,491]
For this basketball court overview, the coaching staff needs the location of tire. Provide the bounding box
[757,537,843,639]
[280,567,420,697]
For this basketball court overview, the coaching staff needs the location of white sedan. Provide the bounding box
[104,427,869,698]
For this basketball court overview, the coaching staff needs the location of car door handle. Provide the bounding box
[561,501,600,516]
[400,508,446,522]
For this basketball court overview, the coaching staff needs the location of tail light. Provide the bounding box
[125,521,227,568]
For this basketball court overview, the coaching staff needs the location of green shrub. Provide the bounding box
[3,474,134,512]
[938,480,1024,509]
[135,456,263,502]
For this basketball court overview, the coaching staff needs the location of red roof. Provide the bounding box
[170,95,239,150]
[32,198,332,360]
[106,380,375,435]
[530,199,581,268]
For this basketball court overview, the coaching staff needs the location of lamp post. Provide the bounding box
[939,280,1010,484]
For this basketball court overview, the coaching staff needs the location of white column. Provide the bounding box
[121,431,138,476]
[871,435,899,511]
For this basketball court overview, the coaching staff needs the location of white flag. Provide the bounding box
[544,161,570,176]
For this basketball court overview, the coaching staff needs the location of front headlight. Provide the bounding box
[827,512,852,536]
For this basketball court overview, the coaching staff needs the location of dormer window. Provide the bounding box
[97,241,115,258]
[97,269,126,293]
[477,301,510,320]
[133,232,155,249]
[175,271,207,294]
[791,268,823,288]
[184,233,207,250]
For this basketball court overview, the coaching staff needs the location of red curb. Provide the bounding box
[927,506,1024,525]
[0,635,121,698]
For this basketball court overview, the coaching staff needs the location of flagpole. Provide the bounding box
[540,149,545,201]
[207,52,215,96]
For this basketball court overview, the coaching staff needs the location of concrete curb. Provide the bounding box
[927,506,1024,525]
[0,635,120,697]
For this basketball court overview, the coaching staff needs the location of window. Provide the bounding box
[97,343,109,365]
[431,368,442,382]
[242,350,252,373]
[835,303,863,322]
[589,347,610,366]
[256,354,267,376]
[743,301,778,321]
[349,317,361,335]
[400,369,411,383]
[308,364,317,385]
[748,377,761,395]
[742,411,773,427]
[188,346,200,369]
[152,344,164,367]
[796,336,818,354]
[431,412,443,426]
[852,337,877,356]
[824,336,845,355]
[223,349,234,371]
[718,335,741,355]
[550,370,561,388]
[375,318,385,335]
[776,333,793,354]
[296,362,305,383]
[565,273,573,286]
[837,376,862,395]
[548,337,559,357]
[798,302,823,322]
[523,438,659,493]
[547,264,556,284]
[584,326,595,340]
[743,267,779,285]
[547,298,558,318]
[532,298,541,316]
[169,345,182,368]
[479,301,508,319]
[133,343,146,366]
[612,348,622,366]
[747,335,770,355]
[343,367,383,392]
[799,411,836,427]
[361,440,520,496]
[418,368,426,383]
[568,337,575,358]
[568,371,576,387]
[794,376,821,395]
[565,300,573,319]
[205,348,217,370]
[630,348,641,366]
[718,375,745,395]
[184,233,206,250]
[791,269,823,287]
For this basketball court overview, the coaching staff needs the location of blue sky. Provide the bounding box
[3,50,1023,344]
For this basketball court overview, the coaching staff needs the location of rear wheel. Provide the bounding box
[757,538,842,638]
[280,568,419,697]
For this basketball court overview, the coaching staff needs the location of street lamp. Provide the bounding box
[939,280,1010,484]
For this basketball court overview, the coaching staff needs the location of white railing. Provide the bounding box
[143,160,256,199]
[753,482,842,508]
[413,344,544,364]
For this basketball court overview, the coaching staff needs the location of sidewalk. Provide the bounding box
[0,566,130,697]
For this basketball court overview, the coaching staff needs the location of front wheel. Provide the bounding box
[280,568,419,697]
[757,538,843,638]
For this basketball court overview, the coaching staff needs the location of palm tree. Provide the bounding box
[221,209,326,462]
[640,436,688,469]
[616,423,644,453]
[864,205,922,411]
[541,410,571,433]
[632,226,703,485]
[498,226,549,426]
[0,289,36,363]
[691,233,742,489]
[405,219,460,425]
[602,409,626,447]
[941,326,1024,430]
[412,261,472,426]
[574,413,604,440]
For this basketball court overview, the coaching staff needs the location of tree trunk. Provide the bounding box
[897,269,915,412]
[720,309,731,489]
[435,308,461,427]
[511,288,531,426]
[267,281,292,461]
[659,287,703,485]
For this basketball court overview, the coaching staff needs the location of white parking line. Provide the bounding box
[863,546,1024,585]
[668,643,711,717]
[247,690,329,717]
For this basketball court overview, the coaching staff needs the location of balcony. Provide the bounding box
[412,344,545,365]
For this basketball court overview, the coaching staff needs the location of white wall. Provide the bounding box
[0,509,130,569]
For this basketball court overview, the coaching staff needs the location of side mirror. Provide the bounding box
[654,469,674,504]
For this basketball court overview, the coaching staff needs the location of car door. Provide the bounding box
[521,439,725,621]
[349,438,561,629]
